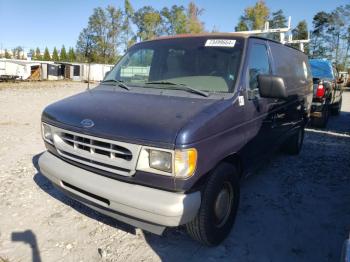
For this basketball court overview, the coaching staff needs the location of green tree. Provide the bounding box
[12,46,23,59]
[121,0,135,51]
[310,5,350,65]
[310,11,330,58]
[186,2,205,34]
[35,47,42,60]
[76,6,123,63]
[60,45,67,61]
[269,9,287,28]
[327,6,350,66]
[268,9,287,40]
[133,6,163,41]
[43,47,51,61]
[29,49,35,59]
[68,47,76,62]
[343,27,350,69]
[236,1,270,31]
[76,28,94,62]
[292,20,309,54]
[52,47,59,61]
[235,18,249,31]
[161,5,187,35]
[293,20,308,40]
[4,49,11,59]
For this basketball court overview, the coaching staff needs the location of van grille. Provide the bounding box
[49,125,141,177]
[61,133,133,161]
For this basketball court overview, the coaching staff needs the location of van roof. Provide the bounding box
[138,33,304,53]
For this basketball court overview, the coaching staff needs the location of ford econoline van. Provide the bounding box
[38,33,313,245]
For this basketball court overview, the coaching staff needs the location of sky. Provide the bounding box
[0,0,348,53]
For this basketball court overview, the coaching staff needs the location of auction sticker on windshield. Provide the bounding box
[205,39,236,48]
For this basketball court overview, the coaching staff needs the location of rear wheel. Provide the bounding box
[186,163,240,246]
[311,105,329,128]
[282,126,305,155]
[331,97,342,116]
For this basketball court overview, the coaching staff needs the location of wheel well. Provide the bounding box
[190,153,244,192]
[222,153,243,178]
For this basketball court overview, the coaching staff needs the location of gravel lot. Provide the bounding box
[0,81,350,262]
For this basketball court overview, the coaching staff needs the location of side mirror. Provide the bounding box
[258,75,287,99]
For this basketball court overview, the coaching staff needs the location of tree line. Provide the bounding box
[75,0,349,69]
[234,1,350,70]
[29,46,77,62]
[75,0,205,64]
[1,0,349,70]
[0,45,77,62]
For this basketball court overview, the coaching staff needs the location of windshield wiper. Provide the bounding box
[101,79,131,91]
[145,81,209,97]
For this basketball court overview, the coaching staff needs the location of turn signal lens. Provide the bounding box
[174,148,197,179]
[41,123,53,144]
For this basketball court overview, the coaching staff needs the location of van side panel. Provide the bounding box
[268,42,313,128]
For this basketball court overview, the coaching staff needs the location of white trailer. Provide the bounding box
[80,63,114,82]
[0,59,41,80]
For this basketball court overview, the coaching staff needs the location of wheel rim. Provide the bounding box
[214,182,234,228]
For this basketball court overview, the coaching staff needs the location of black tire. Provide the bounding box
[311,105,329,128]
[186,163,240,246]
[331,97,342,116]
[282,126,305,155]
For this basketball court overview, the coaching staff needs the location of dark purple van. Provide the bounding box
[38,33,313,245]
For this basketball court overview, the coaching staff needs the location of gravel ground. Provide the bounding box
[0,81,350,262]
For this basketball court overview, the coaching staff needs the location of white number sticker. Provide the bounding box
[238,96,245,106]
[205,39,236,48]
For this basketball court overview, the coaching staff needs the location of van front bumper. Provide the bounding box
[38,152,201,234]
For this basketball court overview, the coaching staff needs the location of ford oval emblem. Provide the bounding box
[81,119,94,128]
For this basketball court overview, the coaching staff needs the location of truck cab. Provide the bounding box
[38,34,313,245]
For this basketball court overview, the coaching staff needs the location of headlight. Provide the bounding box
[136,147,197,178]
[41,122,53,144]
[149,150,172,172]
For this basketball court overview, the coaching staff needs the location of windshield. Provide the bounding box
[104,37,244,93]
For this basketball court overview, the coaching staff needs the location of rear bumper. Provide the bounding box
[311,102,326,117]
[38,152,201,234]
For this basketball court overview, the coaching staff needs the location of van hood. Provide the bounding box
[42,88,221,147]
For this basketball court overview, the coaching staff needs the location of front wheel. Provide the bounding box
[186,163,240,246]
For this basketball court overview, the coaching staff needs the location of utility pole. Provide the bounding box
[85,34,93,90]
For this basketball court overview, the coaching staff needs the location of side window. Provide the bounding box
[248,43,270,90]
[120,49,154,82]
